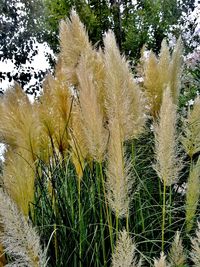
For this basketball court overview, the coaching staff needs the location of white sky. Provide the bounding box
[0,42,53,92]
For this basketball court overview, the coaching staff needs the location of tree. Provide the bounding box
[43,0,111,52]
[43,0,198,60]
[0,0,50,95]
[121,0,197,59]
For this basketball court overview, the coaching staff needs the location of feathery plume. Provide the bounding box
[158,40,171,88]
[0,189,47,267]
[190,222,200,266]
[104,30,146,142]
[60,10,106,114]
[154,88,181,186]
[2,148,35,216]
[106,120,134,218]
[39,62,73,157]
[69,105,88,179]
[0,84,40,161]
[169,37,183,104]
[112,229,142,267]
[154,253,170,267]
[91,49,107,116]
[143,50,160,117]
[186,156,200,232]
[59,10,92,84]
[76,53,108,162]
[53,57,73,122]
[168,231,186,266]
[142,38,182,117]
[182,96,200,158]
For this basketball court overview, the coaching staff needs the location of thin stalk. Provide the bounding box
[96,163,106,266]
[158,178,162,203]
[131,141,145,233]
[95,242,100,267]
[78,178,82,267]
[99,162,114,253]
[126,210,129,233]
[115,211,119,241]
[52,189,58,264]
[186,156,194,232]
[68,174,77,266]
[131,140,136,166]
[169,185,172,226]
[161,179,166,252]
[138,194,145,233]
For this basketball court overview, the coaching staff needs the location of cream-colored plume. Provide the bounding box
[186,156,200,232]
[0,85,41,215]
[154,253,170,267]
[2,148,35,216]
[112,229,142,267]
[76,53,108,162]
[104,30,146,142]
[0,189,47,267]
[39,59,73,158]
[0,84,40,161]
[168,231,186,266]
[142,38,182,117]
[106,120,133,218]
[59,10,92,84]
[190,222,200,266]
[69,104,88,179]
[182,96,200,158]
[158,40,171,88]
[154,88,181,186]
[142,51,160,117]
[169,37,183,103]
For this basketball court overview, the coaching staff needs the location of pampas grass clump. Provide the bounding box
[1,10,200,267]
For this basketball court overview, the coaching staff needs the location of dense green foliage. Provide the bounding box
[44,0,197,59]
